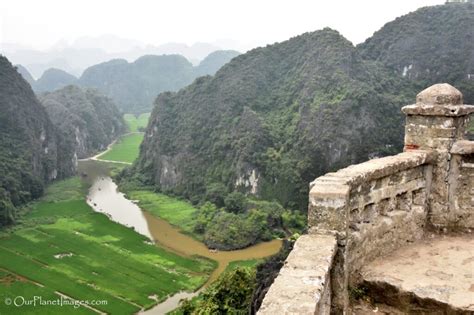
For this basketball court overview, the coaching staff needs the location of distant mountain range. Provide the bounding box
[2,36,237,78]
[16,50,240,113]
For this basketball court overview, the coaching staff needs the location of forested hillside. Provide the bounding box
[132,28,412,211]
[0,56,75,226]
[358,4,474,103]
[39,86,126,158]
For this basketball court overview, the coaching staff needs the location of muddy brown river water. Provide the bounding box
[78,160,282,314]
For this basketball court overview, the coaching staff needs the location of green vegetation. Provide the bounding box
[124,113,151,132]
[196,201,305,250]
[175,267,256,315]
[119,180,305,250]
[225,259,262,273]
[79,51,240,113]
[124,189,197,235]
[173,240,294,315]
[1,56,75,227]
[0,177,215,314]
[39,85,126,159]
[98,133,144,163]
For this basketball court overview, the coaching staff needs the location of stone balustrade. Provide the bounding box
[259,84,474,314]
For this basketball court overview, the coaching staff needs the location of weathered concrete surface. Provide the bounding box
[361,235,474,314]
[258,234,337,315]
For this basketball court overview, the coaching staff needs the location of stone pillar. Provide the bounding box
[402,83,474,229]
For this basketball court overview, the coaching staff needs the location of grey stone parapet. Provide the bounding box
[308,150,435,233]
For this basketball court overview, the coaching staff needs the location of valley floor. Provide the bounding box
[0,176,215,314]
[0,113,280,314]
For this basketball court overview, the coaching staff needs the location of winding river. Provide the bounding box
[77,160,282,314]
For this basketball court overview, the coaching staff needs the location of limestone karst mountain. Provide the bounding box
[34,68,79,93]
[79,55,194,114]
[79,51,240,113]
[0,56,76,226]
[131,28,412,210]
[39,85,126,159]
[358,3,474,103]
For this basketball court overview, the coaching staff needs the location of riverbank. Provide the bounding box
[79,161,282,312]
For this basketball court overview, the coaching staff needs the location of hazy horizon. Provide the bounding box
[1,0,445,53]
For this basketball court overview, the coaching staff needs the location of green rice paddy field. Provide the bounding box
[97,113,150,164]
[124,113,151,132]
[0,177,215,314]
[98,133,144,164]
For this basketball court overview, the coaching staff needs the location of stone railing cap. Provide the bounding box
[310,150,435,195]
[416,83,463,106]
[402,104,474,116]
[402,83,474,116]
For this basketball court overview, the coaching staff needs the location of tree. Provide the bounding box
[224,192,246,213]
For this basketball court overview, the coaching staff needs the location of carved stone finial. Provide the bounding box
[416,83,463,106]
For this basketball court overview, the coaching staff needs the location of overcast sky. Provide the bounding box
[0,0,445,51]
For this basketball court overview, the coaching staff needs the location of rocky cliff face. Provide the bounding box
[133,29,411,209]
[39,85,126,159]
[0,56,75,226]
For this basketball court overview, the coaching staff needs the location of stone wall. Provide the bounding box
[450,140,474,229]
[308,150,434,312]
[259,84,474,314]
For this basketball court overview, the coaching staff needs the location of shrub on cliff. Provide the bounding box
[179,267,256,315]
